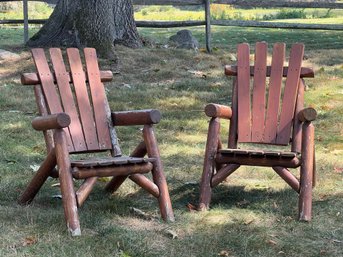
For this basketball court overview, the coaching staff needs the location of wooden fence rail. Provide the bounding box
[1,0,343,51]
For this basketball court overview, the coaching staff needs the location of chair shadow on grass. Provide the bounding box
[170,182,302,219]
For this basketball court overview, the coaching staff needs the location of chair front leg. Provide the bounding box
[199,117,220,211]
[54,129,81,236]
[143,125,175,222]
[298,122,315,221]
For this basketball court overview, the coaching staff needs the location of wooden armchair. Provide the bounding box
[199,42,316,221]
[18,48,174,236]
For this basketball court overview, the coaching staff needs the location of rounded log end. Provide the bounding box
[205,104,218,117]
[298,107,317,122]
[150,109,161,124]
[56,113,71,128]
[205,103,232,119]
[32,113,71,131]
[21,73,37,85]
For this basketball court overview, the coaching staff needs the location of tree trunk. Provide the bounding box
[27,0,142,58]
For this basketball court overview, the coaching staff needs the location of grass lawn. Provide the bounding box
[0,25,343,257]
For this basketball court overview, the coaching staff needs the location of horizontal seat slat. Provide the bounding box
[71,156,155,168]
[219,149,298,158]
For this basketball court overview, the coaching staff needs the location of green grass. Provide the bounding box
[1,26,343,257]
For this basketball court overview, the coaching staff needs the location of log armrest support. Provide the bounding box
[298,107,317,122]
[111,109,161,126]
[205,103,232,119]
[32,113,71,131]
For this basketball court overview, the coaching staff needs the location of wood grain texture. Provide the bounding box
[54,129,81,236]
[299,122,315,221]
[237,43,252,142]
[67,48,99,151]
[21,70,113,85]
[224,65,314,78]
[277,43,304,144]
[49,48,87,152]
[264,43,285,143]
[143,125,175,222]
[251,42,267,142]
[199,118,220,210]
[84,48,112,150]
[31,48,74,151]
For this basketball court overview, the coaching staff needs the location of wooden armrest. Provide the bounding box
[111,109,161,126]
[32,113,71,131]
[298,107,317,122]
[205,103,232,119]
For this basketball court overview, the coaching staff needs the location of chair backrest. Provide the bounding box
[30,48,121,155]
[231,42,307,146]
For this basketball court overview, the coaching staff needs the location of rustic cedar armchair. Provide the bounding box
[19,48,174,235]
[199,42,317,221]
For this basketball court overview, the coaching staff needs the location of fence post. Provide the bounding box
[23,0,29,43]
[205,0,211,52]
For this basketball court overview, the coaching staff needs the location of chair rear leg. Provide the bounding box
[18,149,57,205]
[298,123,315,221]
[199,118,220,211]
[54,129,81,236]
[143,125,174,222]
[105,141,147,193]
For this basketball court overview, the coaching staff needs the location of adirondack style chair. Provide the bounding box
[199,42,317,221]
[18,48,174,235]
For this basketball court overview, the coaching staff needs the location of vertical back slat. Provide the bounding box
[291,78,305,153]
[237,43,251,142]
[67,48,99,151]
[276,43,304,144]
[49,48,87,152]
[251,42,267,142]
[83,48,113,150]
[228,78,238,148]
[264,43,286,143]
[31,49,74,152]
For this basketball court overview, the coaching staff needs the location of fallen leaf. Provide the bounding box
[22,236,37,247]
[235,199,250,207]
[218,250,230,256]
[333,166,343,174]
[243,218,254,225]
[267,239,277,246]
[186,203,197,212]
[165,229,178,239]
[30,165,40,172]
[129,207,155,220]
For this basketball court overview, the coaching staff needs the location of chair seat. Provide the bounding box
[218,149,299,158]
[216,149,301,168]
[71,156,156,168]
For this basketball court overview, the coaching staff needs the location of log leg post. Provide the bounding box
[76,177,98,207]
[199,118,220,211]
[105,141,147,193]
[298,122,315,221]
[54,129,81,236]
[18,149,57,204]
[143,125,174,222]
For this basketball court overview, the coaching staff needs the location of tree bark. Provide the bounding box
[27,0,142,58]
